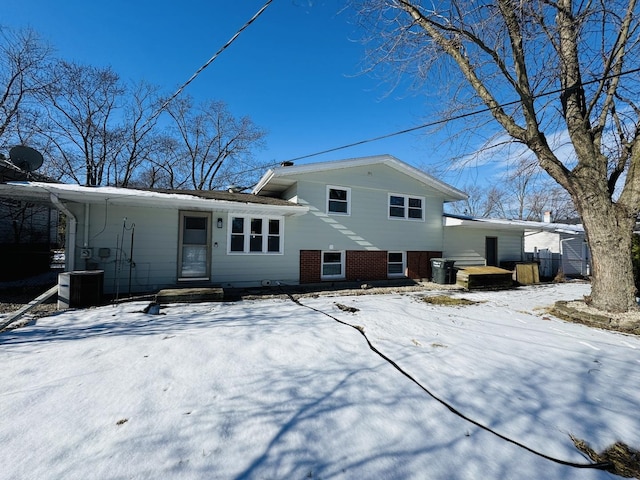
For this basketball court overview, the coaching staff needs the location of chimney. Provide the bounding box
[543,211,552,223]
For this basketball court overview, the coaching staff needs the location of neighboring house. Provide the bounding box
[0,155,467,294]
[442,213,529,268]
[523,220,590,278]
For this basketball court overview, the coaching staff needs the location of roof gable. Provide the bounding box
[253,154,467,202]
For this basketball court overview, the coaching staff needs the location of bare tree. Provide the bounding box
[128,134,185,189]
[447,183,506,218]
[355,0,640,314]
[108,81,163,187]
[0,27,51,149]
[40,61,125,186]
[165,96,267,191]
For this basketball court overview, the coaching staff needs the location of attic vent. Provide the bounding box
[280,161,294,167]
[227,185,242,193]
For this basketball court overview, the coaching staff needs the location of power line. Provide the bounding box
[143,0,273,129]
[280,66,640,164]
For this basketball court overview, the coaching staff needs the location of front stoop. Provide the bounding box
[156,287,225,304]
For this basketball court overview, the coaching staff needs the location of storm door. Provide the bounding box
[178,212,211,280]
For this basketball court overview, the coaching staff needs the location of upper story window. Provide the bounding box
[229,216,283,254]
[388,194,424,220]
[327,186,351,215]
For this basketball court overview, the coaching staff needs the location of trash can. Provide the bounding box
[431,258,456,284]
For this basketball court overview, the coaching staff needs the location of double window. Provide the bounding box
[321,251,345,279]
[388,194,424,220]
[327,186,351,215]
[229,216,282,254]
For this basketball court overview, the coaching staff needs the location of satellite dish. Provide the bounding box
[9,146,44,172]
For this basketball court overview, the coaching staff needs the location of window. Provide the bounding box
[388,251,406,277]
[229,216,282,254]
[327,186,350,215]
[389,194,424,220]
[321,251,345,279]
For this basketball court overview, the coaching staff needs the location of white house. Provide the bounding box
[0,155,476,294]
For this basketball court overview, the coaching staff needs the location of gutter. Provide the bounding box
[50,193,76,271]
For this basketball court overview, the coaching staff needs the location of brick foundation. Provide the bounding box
[300,250,443,284]
[345,250,388,281]
[300,250,321,283]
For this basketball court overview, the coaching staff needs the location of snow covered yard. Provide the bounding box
[1,282,639,479]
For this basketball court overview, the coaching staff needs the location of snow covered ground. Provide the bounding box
[1,282,638,479]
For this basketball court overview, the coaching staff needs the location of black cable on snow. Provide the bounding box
[284,293,612,471]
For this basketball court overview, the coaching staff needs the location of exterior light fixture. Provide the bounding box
[217,218,223,228]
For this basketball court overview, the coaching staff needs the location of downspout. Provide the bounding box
[84,203,90,250]
[51,194,76,271]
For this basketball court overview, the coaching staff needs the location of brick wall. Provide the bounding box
[407,251,442,280]
[300,250,321,283]
[345,250,388,281]
[300,249,443,284]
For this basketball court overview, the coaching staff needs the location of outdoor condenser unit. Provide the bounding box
[58,270,104,309]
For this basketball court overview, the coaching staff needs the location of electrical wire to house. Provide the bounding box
[279,66,640,165]
[142,0,273,130]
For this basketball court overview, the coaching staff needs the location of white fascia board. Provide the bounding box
[253,154,468,201]
[251,169,275,194]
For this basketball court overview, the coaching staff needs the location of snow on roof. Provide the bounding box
[0,181,308,216]
[443,213,584,233]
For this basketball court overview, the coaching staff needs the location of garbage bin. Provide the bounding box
[431,258,456,284]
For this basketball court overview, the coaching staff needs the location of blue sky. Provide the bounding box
[4,0,486,187]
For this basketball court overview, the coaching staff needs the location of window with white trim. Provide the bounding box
[327,186,351,215]
[388,194,424,220]
[387,251,406,277]
[321,251,345,279]
[229,216,283,254]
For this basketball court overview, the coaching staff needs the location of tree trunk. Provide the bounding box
[579,203,638,313]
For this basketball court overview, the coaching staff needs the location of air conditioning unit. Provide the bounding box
[58,270,104,309]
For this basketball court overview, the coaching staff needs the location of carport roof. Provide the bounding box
[0,181,308,216]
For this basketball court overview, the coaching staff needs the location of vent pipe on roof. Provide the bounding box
[543,211,552,223]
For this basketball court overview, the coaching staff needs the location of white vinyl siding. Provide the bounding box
[282,167,445,253]
[443,227,523,267]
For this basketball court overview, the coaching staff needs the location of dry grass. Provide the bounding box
[421,295,480,306]
[571,436,640,478]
